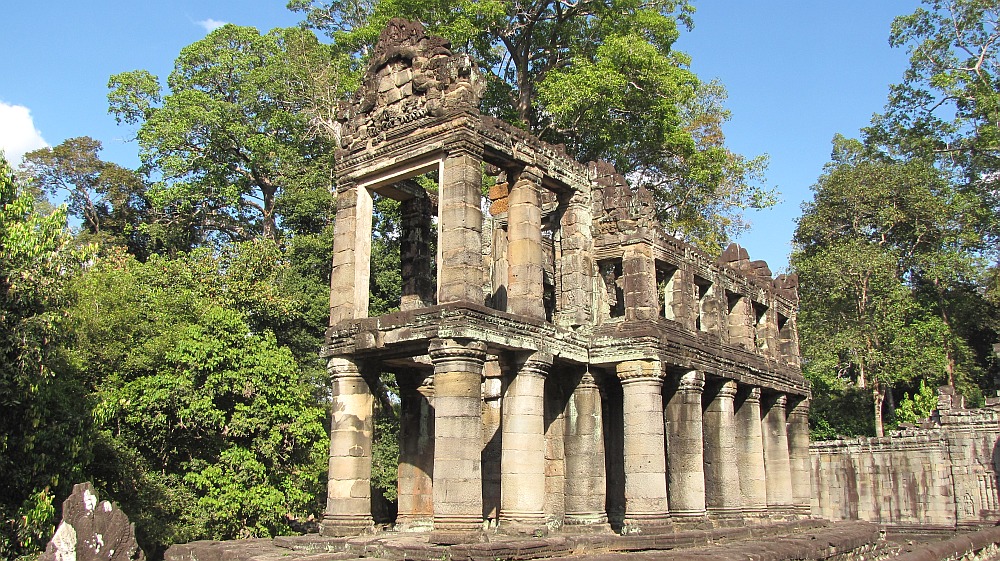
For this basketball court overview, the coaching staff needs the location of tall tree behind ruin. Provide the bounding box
[20,137,151,258]
[792,135,987,436]
[108,25,347,248]
[866,0,1000,297]
[289,0,774,252]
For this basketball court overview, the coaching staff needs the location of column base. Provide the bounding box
[707,507,745,527]
[669,511,709,530]
[766,505,798,519]
[394,516,434,532]
[564,512,609,526]
[320,514,374,537]
[432,514,484,532]
[499,509,548,535]
[621,512,671,534]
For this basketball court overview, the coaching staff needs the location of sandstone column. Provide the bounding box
[400,191,435,310]
[787,397,812,516]
[397,373,435,529]
[564,371,607,525]
[727,294,754,350]
[329,183,374,324]
[429,338,487,535]
[735,386,767,516]
[556,185,595,328]
[322,357,375,536]
[762,393,794,515]
[438,147,484,304]
[500,351,551,526]
[618,360,669,527]
[671,267,696,330]
[506,167,545,318]
[482,359,503,523]
[666,370,707,519]
[703,380,741,519]
[622,242,658,321]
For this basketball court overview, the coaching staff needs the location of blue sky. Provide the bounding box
[1,1,916,272]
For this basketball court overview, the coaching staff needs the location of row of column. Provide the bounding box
[617,361,811,526]
[322,346,811,536]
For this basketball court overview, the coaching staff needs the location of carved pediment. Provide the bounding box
[337,18,483,153]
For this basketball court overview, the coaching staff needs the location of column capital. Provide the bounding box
[716,379,738,399]
[428,338,487,364]
[328,356,364,379]
[677,370,706,393]
[517,165,544,184]
[787,396,810,418]
[742,386,762,403]
[444,138,483,159]
[770,393,788,408]
[518,351,553,379]
[578,371,600,389]
[616,359,664,383]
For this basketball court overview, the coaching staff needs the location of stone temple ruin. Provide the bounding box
[321,19,810,540]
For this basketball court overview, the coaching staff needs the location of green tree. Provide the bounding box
[20,136,150,258]
[793,136,984,436]
[64,243,329,555]
[0,154,94,559]
[108,25,344,247]
[289,0,773,251]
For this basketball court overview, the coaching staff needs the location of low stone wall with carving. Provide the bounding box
[811,387,1000,529]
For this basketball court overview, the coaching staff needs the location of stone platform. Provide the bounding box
[165,520,884,561]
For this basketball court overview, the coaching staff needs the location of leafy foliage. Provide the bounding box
[20,137,150,257]
[108,25,345,248]
[65,244,328,554]
[795,135,993,437]
[892,379,939,428]
[0,154,94,559]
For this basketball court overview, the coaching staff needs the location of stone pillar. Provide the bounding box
[564,371,607,525]
[762,393,794,515]
[617,360,669,527]
[500,351,551,526]
[670,267,696,330]
[778,316,801,366]
[506,167,545,318]
[428,338,487,536]
[322,357,374,536]
[697,281,724,335]
[400,191,435,311]
[329,183,374,324]
[556,187,595,328]
[397,373,434,529]
[438,147,484,305]
[666,370,707,519]
[703,380,741,519]
[727,294,754,350]
[482,359,503,523]
[787,397,812,516]
[735,386,767,516]
[622,243,658,321]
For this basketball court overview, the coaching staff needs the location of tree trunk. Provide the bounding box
[873,384,885,438]
[934,277,957,387]
[262,185,277,241]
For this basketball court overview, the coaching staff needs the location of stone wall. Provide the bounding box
[811,387,1000,529]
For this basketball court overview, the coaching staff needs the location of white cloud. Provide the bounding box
[0,101,48,166]
[197,18,228,32]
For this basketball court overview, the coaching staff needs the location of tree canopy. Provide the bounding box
[108,25,346,248]
[796,0,1000,438]
[289,0,773,251]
